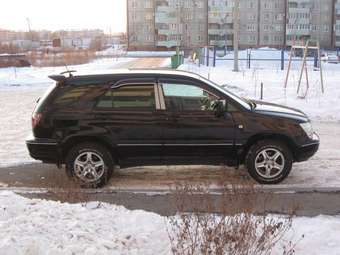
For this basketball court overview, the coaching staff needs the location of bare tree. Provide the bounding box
[233,0,240,72]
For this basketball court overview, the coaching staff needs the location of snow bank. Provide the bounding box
[0,191,169,255]
[0,191,339,255]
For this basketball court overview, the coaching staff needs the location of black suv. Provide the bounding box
[26,70,320,187]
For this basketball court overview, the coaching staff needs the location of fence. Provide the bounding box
[197,47,325,70]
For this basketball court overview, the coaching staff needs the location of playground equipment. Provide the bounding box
[284,40,324,98]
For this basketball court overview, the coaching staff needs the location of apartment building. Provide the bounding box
[208,0,234,47]
[258,0,286,47]
[155,0,208,49]
[334,0,340,47]
[286,0,334,48]
[127,0,155,50]
[127,0,339,50]
[208,0,285,48]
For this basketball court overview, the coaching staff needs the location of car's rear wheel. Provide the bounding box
[65,143,114,188]
[245,140,293,184]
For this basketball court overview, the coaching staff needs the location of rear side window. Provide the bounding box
[52,85,106,109]
[96,84,156,110]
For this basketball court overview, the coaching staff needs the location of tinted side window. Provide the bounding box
[162,83,218,111]
[52,85,105,109]
[96,84,156,110]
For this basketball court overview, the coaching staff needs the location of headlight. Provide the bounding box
[300,122,314,139]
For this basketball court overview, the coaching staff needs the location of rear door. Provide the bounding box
[93,79,163,166]
[158,78,236,164]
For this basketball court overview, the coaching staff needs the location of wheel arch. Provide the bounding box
[239,133,298,164]
[61,136,118,164]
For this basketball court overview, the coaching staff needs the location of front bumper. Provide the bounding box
[295,133,320,162]
[26,135,59,163]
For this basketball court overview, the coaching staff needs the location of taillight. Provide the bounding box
[32,113,42,129]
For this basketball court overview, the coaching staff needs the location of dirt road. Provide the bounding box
[117,57,170,69]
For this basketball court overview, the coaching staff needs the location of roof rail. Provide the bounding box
[127,67,172,71]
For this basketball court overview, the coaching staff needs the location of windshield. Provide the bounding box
[197,75,252,110]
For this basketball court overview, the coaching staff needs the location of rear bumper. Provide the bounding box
[26,135,59,163]
[295,133,320,162]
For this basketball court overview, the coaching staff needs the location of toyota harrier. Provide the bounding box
[26,69,320,187]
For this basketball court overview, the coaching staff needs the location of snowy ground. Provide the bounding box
[0,191,339,255]
[0,57,134,90]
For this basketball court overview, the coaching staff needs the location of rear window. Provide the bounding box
[34,84,57,113]
[35,83,108,113]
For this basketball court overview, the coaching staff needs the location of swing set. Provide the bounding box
[284,40,325,99]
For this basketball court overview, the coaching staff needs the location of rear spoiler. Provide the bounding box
[48,75,67,83]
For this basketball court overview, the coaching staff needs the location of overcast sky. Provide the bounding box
[0,0,127,33]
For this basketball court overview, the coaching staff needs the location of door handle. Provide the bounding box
[237,124,244,130]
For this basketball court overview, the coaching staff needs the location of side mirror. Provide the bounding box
[214,99,227,118]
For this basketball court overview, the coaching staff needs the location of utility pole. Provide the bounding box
[233,0,240,72]
[26,17,33,41]
[176,0,181,55]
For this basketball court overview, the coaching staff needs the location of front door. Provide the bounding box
[159,79,236,164]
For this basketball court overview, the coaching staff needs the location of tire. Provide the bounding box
[65,142,114,188]
[245,140,293,185]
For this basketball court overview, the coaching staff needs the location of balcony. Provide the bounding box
[156,6,176,13]
[156,40,180,48]
[286,29,311,36]
[155,13,178,24]
[209,6,233,13]
[208,29,227,36]
[288,8,310,14]
[209,15,233,24]
[209,40,233,46]
[288,0,312,7]
[157,29,178,35]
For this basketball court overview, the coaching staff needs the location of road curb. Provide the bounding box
[2,185,340,196]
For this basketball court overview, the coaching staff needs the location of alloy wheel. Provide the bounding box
[254,148,285,179]
[74,151,105,183]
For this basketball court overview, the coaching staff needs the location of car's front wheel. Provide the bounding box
[245,140,293,184]
[65,143,114,188]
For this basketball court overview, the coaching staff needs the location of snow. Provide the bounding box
[0,57,134,90]
[0,88,43,167]
[180,48,340,122]
[0,191,339,255]
[0,191,169,255]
